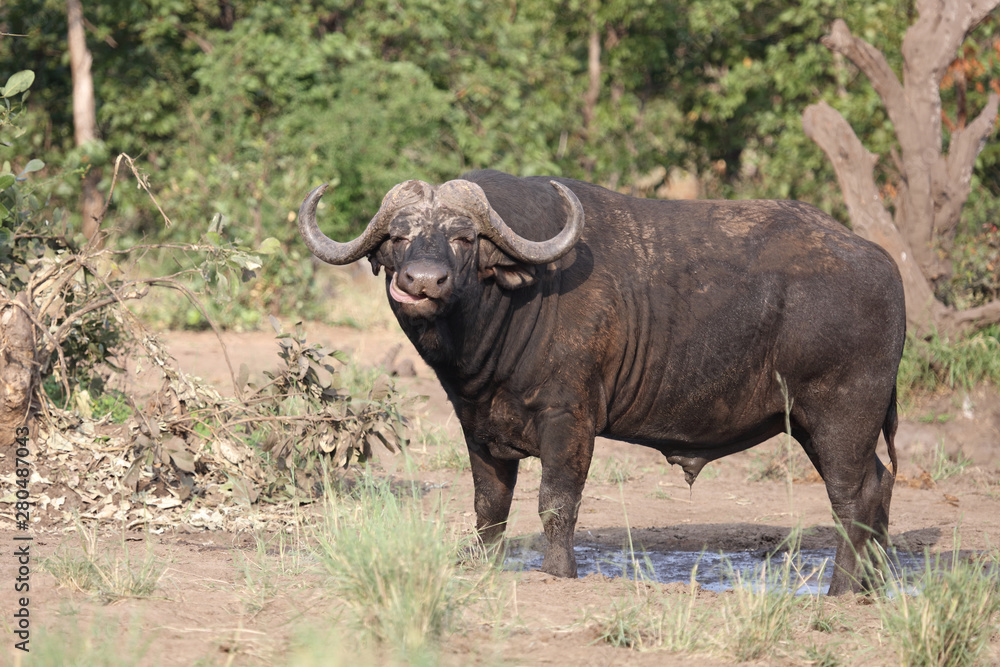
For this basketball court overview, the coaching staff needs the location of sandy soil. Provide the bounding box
[4,271,999,666]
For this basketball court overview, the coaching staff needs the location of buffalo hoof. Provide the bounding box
[541,550,578,578]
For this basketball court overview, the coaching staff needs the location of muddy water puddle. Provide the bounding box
[504,543,932,594]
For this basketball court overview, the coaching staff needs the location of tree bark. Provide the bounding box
[803,101,1000,336]
[820,5,1000,282]
[0,294,35,449]
[805,1,1000,337]
[67,0,102,241]
[803,102,950,333]
[219,0,235,31]
[580,20,601,181]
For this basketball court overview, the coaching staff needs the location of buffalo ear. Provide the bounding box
[368,243,393,276]
[489,264,538,290]
[477,238,538,289]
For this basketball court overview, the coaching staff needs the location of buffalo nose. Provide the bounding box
[399,261,452,299]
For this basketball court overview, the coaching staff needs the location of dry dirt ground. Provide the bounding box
[4,269,1000,666]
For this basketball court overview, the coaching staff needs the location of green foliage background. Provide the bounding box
[2,0,999,324]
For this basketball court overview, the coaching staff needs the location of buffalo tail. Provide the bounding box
[882,385,899,477]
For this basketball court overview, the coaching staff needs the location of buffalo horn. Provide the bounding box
[298,181,430,265]
[444,180,585,265]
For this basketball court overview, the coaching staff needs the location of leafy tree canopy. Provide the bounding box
[2,0,997,320]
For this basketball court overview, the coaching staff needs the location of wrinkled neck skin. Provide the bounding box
[387,266,551,399]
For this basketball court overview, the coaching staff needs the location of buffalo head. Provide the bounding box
[298,179,584,319]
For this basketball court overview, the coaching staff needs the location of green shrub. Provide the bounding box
[30,615,151,667]
[898,327,1000,403]
[939,202,1000,310]
[874,549,1000,667]
[311,473,486,659]
[40,521,163,604]
[719,551,812,661]
[592,567,706,653]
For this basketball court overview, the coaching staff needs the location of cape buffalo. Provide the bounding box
[299,169,905,594]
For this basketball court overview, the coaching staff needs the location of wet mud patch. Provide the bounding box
[504,523,961,594]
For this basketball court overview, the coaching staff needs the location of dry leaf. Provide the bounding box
[218,439,245,464]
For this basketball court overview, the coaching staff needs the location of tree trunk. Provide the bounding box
[803,103,954,333]
[0,294,35,449]
[219,0,235,31]
[803,1,1000,338]
[582,25,601,136]
[67,0,102,241]
[580,14,602,181]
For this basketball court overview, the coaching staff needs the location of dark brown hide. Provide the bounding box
[301,170,905,595]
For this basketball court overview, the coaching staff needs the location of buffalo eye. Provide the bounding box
[390,236,408,247]
[450,235,474,250]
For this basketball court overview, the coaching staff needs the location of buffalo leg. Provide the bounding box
[537,411,594,577]
[812,427,894,595]
[466,436,519,557]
